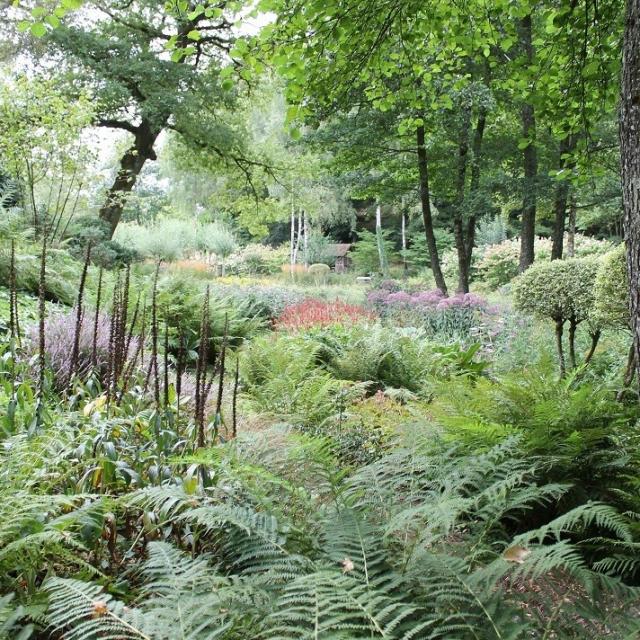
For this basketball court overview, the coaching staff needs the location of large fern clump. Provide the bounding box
[33,429,639,640]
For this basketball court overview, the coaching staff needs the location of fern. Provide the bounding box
[263,569,430,640]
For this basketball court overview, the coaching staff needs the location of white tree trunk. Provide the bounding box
[401,209,408,273]
[375,201,388,275]
[293,210,302,265]
[303,210,309,267]
[290,208,296,266]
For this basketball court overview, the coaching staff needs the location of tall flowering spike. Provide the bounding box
[106,270,121,408]
[70,242,92,385]
[232,357,240,439]
[150,262,160,407]
[37,235,47,409]
[215,313,229,418]
[91,267,103,368]
[195,285,210,448]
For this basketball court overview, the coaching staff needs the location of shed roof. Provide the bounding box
[327,243,352,257]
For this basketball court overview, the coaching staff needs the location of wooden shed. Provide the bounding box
[328,243,353,273]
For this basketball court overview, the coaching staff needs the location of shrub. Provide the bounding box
[198,223,237,274]
[594,244,629,331]
[226,244,290,276]
[476,238,523,289]
[476,216,507,246]
[350,229,396,275]
[299,391,401,466]
[275,299,374,331]
[209,284,306,320]
[24,309,139,390]
[477,235,613,290]
[308,263,331,284]
[433,365,640,509]
[440,247,480,288]
[154,273,263,358]
[115,220,196,262]
[512,257,601,372]
[325,324,441,392]
[367,286,497,341]
[241,333,356,427]
[305,231,333,265]
[0,243,79,305]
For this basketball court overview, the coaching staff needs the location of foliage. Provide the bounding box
[594,244,629,331]
[225,243,290,276]
[0,242,79,305]
[24,309,132,390]
[154,273,263,355]
[368,286,499,341]
[433,365,640,509]
[350,229,396,276]
[241,332,356,427]
[513,258,600,325]
[198,223,238,263]
[209,283,306,320]
[116,220,197,262]
[275,299,374,331]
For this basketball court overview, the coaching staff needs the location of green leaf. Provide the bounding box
[30,22,47,37]
[221,79,234,91]
[187,29,201,41]
[17,20,31,33]
[289,126,302,140]
[187,4,205,20]
[45,15,61,28]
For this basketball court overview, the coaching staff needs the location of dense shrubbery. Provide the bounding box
[0,234,638,639]
[367,283,499,340]
[225,243,290,275]
[477,234,613,289]
[0,243,80,305]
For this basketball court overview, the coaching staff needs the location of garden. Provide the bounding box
[2,1,640,639]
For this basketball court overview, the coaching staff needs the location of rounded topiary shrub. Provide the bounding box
[593,244,629,332]
[308,262,331,284]
[512,257,601,372]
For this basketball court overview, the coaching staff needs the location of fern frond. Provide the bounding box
[514,502,633,546]
[45,577,153,640]
[263,569,429,640]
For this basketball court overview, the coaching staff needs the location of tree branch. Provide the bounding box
[97,119,139,135]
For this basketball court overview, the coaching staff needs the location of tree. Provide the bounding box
[0,74,93,238]
[43,0,250,238]
[621,0,640,386]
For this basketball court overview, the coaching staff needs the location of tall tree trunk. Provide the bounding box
[99,120,160,238]
[416,123,448,295]
[551,135,576,260]
[464,103,487,284]
[453,108,471,293]
[555,318,566,377]
[375,201,388,276]
[621,0,640,386]
[293,210,302,264]
[303,210,309,267]
[566,193,577,257]
[401,208,408,275]
[518,15,538,273]
[290,208,296,266]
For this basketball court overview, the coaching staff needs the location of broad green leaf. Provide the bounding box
[30,22,47,37]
